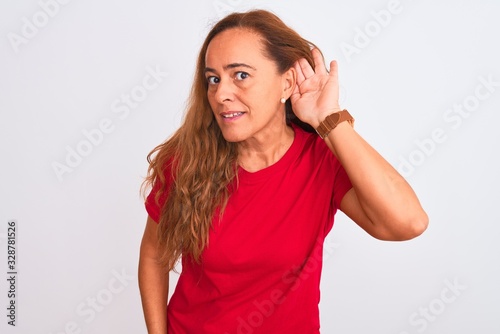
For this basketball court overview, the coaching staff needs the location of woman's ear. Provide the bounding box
[282,66,297,99]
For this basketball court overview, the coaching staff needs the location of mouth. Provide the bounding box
[220,111,246,120]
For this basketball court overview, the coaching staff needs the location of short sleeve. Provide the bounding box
[332,161,353,211]
[145,181,163,223]
[299,126,353,213]
[145,164,173,223]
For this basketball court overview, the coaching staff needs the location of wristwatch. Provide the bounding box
[315,109,354,139]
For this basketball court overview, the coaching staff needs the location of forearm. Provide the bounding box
[324,122,428,238]
[139,252,169,333]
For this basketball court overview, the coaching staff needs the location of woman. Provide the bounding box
[138,9,428,334]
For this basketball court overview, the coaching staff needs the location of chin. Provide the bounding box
[219,128,248,143]
[221,133,245,143]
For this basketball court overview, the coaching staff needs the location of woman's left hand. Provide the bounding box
[290,48,341,128]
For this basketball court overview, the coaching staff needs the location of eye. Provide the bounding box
[207,76,219,85]
[235,72,249,80]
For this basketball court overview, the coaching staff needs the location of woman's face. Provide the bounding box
[205,28,294,143]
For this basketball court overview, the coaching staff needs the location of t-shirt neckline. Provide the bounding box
[237,124,304,183]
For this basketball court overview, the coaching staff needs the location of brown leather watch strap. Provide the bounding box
[315,109,354,139]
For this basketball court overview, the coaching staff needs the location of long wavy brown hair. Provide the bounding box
[143,9,319,271]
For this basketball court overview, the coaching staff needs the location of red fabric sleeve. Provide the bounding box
[332,161,353,211]
[145,181,163,223]
[145,163,173,223]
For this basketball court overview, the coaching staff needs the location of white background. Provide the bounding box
[1,0,499,333]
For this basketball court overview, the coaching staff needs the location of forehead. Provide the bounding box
[205,28,268,67]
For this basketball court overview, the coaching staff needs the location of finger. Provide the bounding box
[290,83,300,101]
[312,48,328,75]
[329,60,338,82]
[294,61,306,85]
[298,57,315,79]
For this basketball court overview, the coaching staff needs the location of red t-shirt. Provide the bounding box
[145,125,352,333]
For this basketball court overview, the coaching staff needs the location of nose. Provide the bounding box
[214,79,234,104]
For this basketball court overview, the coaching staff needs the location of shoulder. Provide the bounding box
[293,124,336,164]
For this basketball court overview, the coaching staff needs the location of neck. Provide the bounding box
[237,124,294,172]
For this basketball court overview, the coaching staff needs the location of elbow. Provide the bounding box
[391,210,429,241]
[375,209,429,241]
[412,210,429,238]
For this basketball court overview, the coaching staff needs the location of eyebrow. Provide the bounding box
[204,63,256,74]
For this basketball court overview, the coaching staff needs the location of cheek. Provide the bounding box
[259,76,283,98]
[251,87,281,109]
[206,91,217,111]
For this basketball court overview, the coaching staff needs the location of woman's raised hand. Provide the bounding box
[290,48,342,128]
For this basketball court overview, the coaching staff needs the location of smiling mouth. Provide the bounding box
[221,112,245,119]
